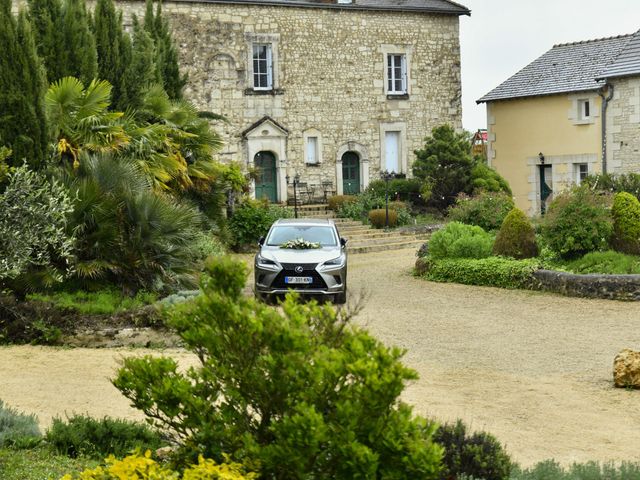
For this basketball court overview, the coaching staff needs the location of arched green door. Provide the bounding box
[255,151,278,202]
[342,152,360,195]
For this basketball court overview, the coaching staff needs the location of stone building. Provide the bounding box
[107,0,469,202]
[478,29,640,216]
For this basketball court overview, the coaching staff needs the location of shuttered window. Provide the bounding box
[387,54,407,94]
[384,131,400,173]
[253,43,273,90]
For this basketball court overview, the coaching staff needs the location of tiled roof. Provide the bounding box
[477,34,634,103]
[598,29,640,79]
[177,0,470,15]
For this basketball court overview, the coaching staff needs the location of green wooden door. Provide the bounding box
[255,151,278,202]
[342,152,360,195]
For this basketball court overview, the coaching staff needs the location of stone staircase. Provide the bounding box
[289,204,431,254]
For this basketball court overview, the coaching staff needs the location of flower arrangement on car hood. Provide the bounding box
[280,238,321,249]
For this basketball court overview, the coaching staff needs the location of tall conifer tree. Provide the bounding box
[0,1,48,168]
[60,0,97,84]
[94,0,127,108]
[121,14,157,109]
[144,0,186,99]
[27,0,65,83]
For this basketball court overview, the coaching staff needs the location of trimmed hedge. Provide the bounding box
[428,222,494,260]
[611,192,640,255]
[417,256,539,289]
[327,195,355,211]
[493,208,538,259]
[369,208,398,228]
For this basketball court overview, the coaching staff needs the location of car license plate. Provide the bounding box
[285,276,313,285]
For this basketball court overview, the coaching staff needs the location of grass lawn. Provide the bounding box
[0,446,98,480]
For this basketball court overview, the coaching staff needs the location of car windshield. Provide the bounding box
[267,225,337,247]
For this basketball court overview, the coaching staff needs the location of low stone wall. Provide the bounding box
[533,269,640,301]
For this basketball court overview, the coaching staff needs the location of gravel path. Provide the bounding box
[1,248,639,467]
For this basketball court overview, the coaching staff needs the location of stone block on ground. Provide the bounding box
[613,348,640,388]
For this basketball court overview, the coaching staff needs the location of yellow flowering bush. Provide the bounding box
[61,450,257,480]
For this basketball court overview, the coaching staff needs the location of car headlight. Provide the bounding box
[257,254,278,268]
[323,253,346,267]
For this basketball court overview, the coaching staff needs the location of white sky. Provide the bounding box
[459,0,640,132]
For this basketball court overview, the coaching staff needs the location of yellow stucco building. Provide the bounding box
[478,31,640,216]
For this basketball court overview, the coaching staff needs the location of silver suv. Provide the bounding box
[254,219,348,304]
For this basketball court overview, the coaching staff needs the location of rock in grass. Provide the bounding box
[614,349,640,388]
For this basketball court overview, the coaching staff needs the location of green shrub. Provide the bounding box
[0,445,97,480]
[369,208,398,228]
[113,256,444,477]
[540,186,612,259]
[448,190,515,231]
[46,415,163,459]
[338,191,412,226]
[27,290,157,315]
[434,420,512,480]
[611,191,640,254]
[327,195,355,211]
[228,199,291,250]
[493,208,538,259]
[62,451,257,480]
[428,222,494,259]
[0,400,41,449]
[471,162,512,195]
[418,256,539,289]
[366,178,422,202]
[0,165,75,293]
[190,230,226,261]
[583,172,640,201]
[552,250,640,275]
[510,459,640,480]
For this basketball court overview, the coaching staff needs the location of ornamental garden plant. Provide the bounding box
[416,185,640,292]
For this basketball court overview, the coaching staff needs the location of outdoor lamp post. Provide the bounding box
[381,170,395,228]
[286,173,301,218]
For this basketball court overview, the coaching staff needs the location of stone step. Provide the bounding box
[347,235,425,247]
[344,230,429,241]
[347,239,427,254]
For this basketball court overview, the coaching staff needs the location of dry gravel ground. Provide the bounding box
[1,248,640,467]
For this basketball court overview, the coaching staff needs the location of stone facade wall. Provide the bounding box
[11,0,463,201]
[608,76,640,173]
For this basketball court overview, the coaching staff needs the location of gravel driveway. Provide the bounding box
[1,248,639,467]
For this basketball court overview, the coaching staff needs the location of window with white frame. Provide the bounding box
[384,131,401,173]
[575,163,589,185]
[252,43,273,90]
[577,99,591,121]
[306,136,318,164]
[387,54,407,95]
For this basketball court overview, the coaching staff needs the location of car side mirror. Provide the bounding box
[340,237,347,247]
[258,236,265,246]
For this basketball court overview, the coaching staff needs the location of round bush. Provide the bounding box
[327,195,355,211]
[493,208,539,259]
[540,187,612,259]
[428,222,494,259]
[611,191,640,255]
[369,208,398,228]
[447,190,515,231]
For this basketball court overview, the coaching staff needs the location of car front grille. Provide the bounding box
[272,263,327,290]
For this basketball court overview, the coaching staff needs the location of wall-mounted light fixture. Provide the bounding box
[538,152,545,165]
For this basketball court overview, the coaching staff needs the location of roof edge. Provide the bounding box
[476,86,603,104]
[159,0,471,16]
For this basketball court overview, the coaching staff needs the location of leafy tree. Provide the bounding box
[0,2,48,168]
[0,165,75,293]
[144,0,187,99]
[59,0,97,84]
[113,257,444,478]
[46,77,129,168]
